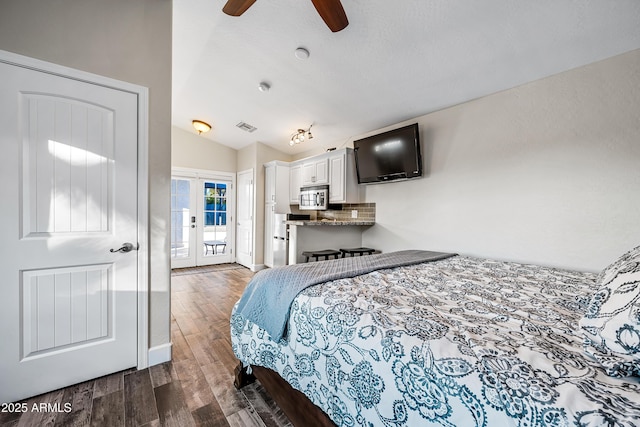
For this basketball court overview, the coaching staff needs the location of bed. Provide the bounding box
[231,248,640,426]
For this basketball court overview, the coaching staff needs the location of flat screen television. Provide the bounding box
[353,123,422,184]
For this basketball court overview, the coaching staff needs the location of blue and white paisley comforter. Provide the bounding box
[231,255,640,426]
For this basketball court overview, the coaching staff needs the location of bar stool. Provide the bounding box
[339,247,376,257]
[302,249,342,262]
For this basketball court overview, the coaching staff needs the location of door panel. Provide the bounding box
[198,179,231,265]
[26,95,112,236]
[0,60,138,402]
[22,265,111,356]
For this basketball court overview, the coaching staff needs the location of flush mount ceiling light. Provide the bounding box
[290,125,313,146]
[192,120,211,135]
[294,47,310,60]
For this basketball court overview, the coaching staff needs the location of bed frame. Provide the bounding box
[234,362,336,427]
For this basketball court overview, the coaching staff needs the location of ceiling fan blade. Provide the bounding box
[310,0,349,32]
[222,0,257,16]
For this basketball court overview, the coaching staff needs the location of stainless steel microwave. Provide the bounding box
[299,185,329,210]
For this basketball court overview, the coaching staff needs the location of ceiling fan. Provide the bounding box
[222,0,349,32]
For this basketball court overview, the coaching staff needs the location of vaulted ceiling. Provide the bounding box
[172,0,640,154]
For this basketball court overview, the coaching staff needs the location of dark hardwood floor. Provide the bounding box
[1,264,292,427]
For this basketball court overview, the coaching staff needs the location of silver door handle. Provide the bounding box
[110,242,138,253]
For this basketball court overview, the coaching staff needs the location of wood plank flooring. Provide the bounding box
[0,264,292,427]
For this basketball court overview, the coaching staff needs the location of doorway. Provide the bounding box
[171,169,235,268]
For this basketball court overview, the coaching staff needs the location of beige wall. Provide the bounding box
[255,144,292,265]
[234,143,291,267]
[357,50,640,271]
[237,143,257,173]
[172,126,237,172]
[0,0,173,348]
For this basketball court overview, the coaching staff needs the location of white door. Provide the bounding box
[0,59,139,402]
[198,178,233,265]
[171,177,197,268]
[171,174,234,268]
[236,169,254,269]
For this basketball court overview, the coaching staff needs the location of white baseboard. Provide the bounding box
[251,263,266,272]
[148,342,172,366]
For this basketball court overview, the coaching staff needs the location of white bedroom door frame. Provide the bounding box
[0,50,149,402]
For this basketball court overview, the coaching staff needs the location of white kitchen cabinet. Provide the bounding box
[289,164,302,204]
[301,158,328,186]
[286,149,360,205]
[329,154,345,202]
[264,161,290,212]
[329,149,361,203]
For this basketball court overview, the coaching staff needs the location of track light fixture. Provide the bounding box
[290,125,313,146]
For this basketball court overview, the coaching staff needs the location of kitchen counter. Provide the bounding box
[285,220,374,226]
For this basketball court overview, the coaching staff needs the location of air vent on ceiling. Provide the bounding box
[236,121,257,133]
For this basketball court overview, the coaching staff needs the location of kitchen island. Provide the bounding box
[286,220,374,264]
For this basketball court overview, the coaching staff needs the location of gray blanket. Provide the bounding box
[234,250,455,341]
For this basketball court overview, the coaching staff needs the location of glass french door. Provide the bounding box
[171,177,193,267]
[171,172,234,268]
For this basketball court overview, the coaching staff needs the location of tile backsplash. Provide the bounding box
[317,203,376,222]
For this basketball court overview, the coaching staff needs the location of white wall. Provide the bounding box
[0,0,173,348]
[359,50,640,272]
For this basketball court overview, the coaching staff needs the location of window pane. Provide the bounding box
[171,178,191,259]
[176,179,188,193]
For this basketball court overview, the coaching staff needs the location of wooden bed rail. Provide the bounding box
[234,362,337,427]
